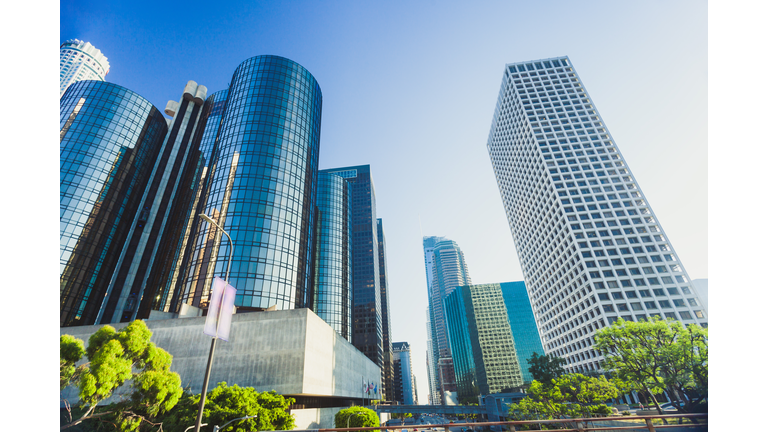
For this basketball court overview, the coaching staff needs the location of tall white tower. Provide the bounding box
[60,39,110,97]
[486,56,707,375]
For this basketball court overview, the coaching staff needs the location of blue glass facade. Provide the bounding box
[179,55,322,311]
[500,281,545,384]
[322,165,382,367]
[443,287,479,402]
[444,283,525,398]
[314,171,353,341]
[60,80,168,327]
[393,342,415,405]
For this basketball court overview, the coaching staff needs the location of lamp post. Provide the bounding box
[213,414,258,432]
[193,213,234,432]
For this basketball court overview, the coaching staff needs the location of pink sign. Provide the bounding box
[204,277,237,341]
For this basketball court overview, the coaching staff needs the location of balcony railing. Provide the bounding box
[294,414,707,432]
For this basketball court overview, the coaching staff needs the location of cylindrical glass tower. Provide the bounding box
[179,55,322,311]
[314,172,353,340]
[60,80,168,327]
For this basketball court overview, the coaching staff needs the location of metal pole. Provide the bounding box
[193,214,233,432]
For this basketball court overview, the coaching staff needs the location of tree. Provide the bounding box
[161,382,295,432]
[507,373,618,429]
[60,320,183,431]
[593,317,708,414]
[335,406,379,429]
[527,352,566,384]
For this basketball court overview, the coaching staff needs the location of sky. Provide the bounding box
[55,0,712,404]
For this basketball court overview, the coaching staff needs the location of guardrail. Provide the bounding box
[291,413,707,432]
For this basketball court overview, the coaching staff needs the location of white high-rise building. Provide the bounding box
[423,236,471,404]
[60,39,110,97]
[486,56,708,375]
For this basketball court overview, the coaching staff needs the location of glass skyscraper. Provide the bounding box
[314,171,353,341]
[60,39,110,96]
[178,55,322,312]
[486,56,708,374]
[423,236,472,404]
[60,81,168,327]
[392,341,416,405]
[444,284,523,401]
[322,165,383,367]
[499,281,545,384]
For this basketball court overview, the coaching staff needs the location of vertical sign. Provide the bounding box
[204,277,237,341]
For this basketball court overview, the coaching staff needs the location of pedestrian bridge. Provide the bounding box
[373,405,487,415]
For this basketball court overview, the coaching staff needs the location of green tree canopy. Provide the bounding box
[60,320,183,431]
[161,382,295,432]
[335,406,379,429]
[593,317,707,413]
[507,373,619,427]
[527,352,566,384]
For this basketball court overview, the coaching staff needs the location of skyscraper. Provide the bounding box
[322,165,383,367]
[178,55,322,312]
[60,81,168,327]
[444,283,523,402]
[378,219,395,402]
[499,281,545,384]
[486,56,708,375]
[313,171,354,341]
[392,342,417,405]
[423,236,472,404]
[60,39,110,97]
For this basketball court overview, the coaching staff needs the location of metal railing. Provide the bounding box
[292,414,707,432]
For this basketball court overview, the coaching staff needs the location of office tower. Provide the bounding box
[423,236,472,404]
[444,283,524,402]
[60,81,168,327]
[425,309,439,404]
[313,171,354,341]
[177,55,322,312]
[499,281,545,384]
[486,56,708,374]
[154,89,229,314]
[392,342,416,405]
[378,219,395,402]
[322,165,383,367]
[60,39,110,97]
[95,81,213,324]
[691,279,708,315]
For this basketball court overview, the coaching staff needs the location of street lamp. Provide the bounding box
[185,424,207,432]
[213,414,258,432]
[193,213,234,432]
[347,412,367,430]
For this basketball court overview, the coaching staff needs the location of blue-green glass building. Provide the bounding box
[313,171,353,341]
[445,281,543,399]
[178,55,322,312]
[499,281,545,384]
[60,81,168,327]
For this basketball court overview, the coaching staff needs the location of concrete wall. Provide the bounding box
[60,308,381,405]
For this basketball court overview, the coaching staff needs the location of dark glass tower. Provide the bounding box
[314,171,353,341]
[178,55,322,312]
[60,80,168,327]
[95,81,213,324]
[378,219,395,401]
[322,165,382,367]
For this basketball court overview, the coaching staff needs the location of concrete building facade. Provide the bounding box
[60,39,110,96]
[486,56,708,374]
[60,309,381,411]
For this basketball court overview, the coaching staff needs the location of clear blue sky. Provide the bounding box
[57,0,712,404]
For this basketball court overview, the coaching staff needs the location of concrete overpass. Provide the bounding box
[373,405,487,415]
